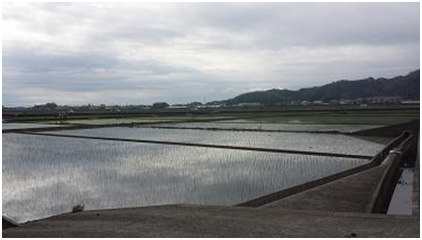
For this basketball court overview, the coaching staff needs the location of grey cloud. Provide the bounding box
[2,3,420,106]
[4,51,118,73]
[190,3,419,49]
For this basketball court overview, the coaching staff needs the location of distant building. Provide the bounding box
[34,102,58,110]
[300,101,310,106]
[401,100,420,105]
[367,96,401,105]
[234,102,263,107]
[339,99,352,105]
[168,104,188,109]
[137,105,151,110]
[152,102,169,109]
[289,101,299,106]
[105,106,120,113]
[329,99,340,105]
[197,104,223,109]
[312,101,329,106]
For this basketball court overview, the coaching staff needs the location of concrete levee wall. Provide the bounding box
[412,136,419,217]
[370,133,417,213]
[352,120,419,137]
[237,131,410,207]
[2,217,19,230]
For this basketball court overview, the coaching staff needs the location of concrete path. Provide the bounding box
[413,137,419,217]
[387,168,414,215]
[2,205,419,238]
[1,217,16,230]
[261,163,388,212]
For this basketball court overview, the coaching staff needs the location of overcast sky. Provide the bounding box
[3,2,420,106]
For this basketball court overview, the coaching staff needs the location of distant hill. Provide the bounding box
[217,70,420,105]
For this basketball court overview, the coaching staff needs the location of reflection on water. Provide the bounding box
[3,134,366,223]
[2,123,62,130]
[154,122,383,133]
[47,127,385,156]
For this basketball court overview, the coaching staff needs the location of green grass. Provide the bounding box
[72,204,84,213]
